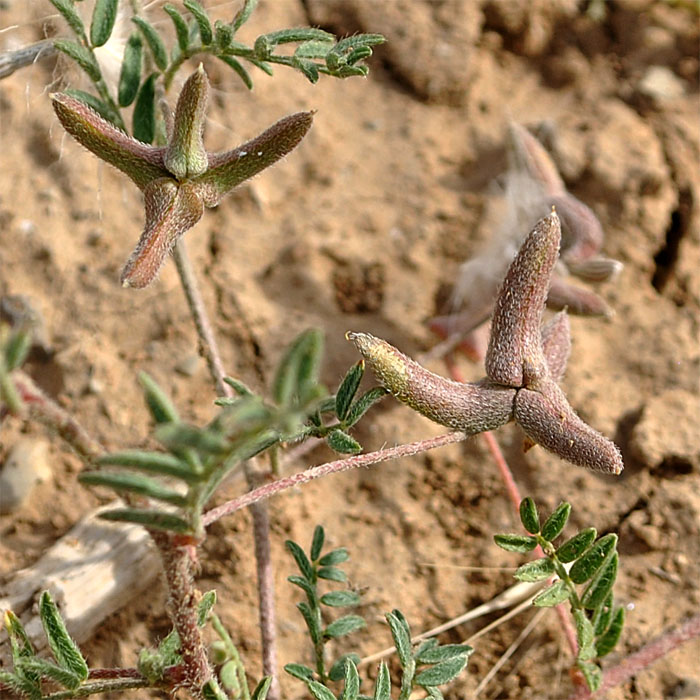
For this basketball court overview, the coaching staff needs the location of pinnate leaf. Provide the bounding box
[541,502,571,541]
[90,0,119,47]
[494,533,538,553]
[514,557,555,582]
[39,592,88,681]
[556,528,597,564]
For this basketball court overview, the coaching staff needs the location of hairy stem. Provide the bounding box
[566,613,700,699]
[12,370,103,459]
[445,355,579,658]
[150,531,212,695]
[172,240,230,398]
[203,432,467,526]
[173,237,279,695]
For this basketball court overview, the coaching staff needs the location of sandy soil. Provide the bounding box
[1,1,699,698]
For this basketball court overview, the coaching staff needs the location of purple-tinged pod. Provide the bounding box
[51,93,168,189]
[197,111,315,207]
[486,212,561,388]
[164,64,210,180]
[347,332,515,434]
[548,193,603,265]
[548,276,613,317]
[508,122,565,196]
[514,382,623,474]
[567,257,623,283]
[540,311,571,383]
[121,180,203,288]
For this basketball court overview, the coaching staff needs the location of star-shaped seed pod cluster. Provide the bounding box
[348,212,624,475]
[51,65,314,288]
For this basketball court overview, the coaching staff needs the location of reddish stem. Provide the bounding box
[566,613,700,699]
[203,432,467,527]
[444,353,579,657]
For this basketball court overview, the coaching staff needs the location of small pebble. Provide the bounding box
[638,66,686,102]
[0,439,52,514]
[175,353,203,377]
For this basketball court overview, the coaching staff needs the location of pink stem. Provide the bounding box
[566,613,700,699]
[203,432,467,527]
[445,353,579,657]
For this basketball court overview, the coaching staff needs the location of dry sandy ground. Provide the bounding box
[1,1,699,698]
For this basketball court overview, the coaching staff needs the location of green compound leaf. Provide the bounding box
[197,590,216,626]
[494,533,538,553]
[386,610,411,668]
[336,361,364,421]
[533,579,570,607]
[415,643,473,664]
[324,615,366,639]
[4,330,31,371]
[306,680,337,700]
[287,575,317,604]
[214,20,234,50]
[297,601,321,645]
[319,547,349,566]
[20,658,81,690]
[595,606,625,658]
[79,471,187,506]
[273,329,324,408]
[311,524,325,561]
[139,371,179,423]
[581,552,618,610]
[39,592,88,681]
[318,566,347,582]
[541,502,571,542]
[513,557,556,582]
[90,0,119,47]
[284,663,314,681]
[340,657,360,699]
[592,593,613,637]
[285,540,313,580]
[63,88,118,124]
[97,450,197,482]
[118,33,142,107]
[156,423,229,454]
[556,528,597,564]
[293,57,319,84]
[132,72,157,144]
[519,497,540,534]
[344,387,387,428]
[49,0,87,41]
[373,662,391,700]
[99,508,193,534]
[233,0,258,32]
[569,534,618,584]
[251,676,273,700]
[414,655,469,688]
[184,0,213,45]
[163,4,190,52]
[217,55,253,90]
[54,39,101,82]
[132,16,168,71]
[326,34,385,72]
[326,429,362,455]
[573,609,596,662]
[4,610,36,671]
[577,660,602,691]
[295,40,335,60]
[223,376,254,396]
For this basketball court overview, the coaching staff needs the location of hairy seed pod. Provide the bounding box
[347,332,515,434]
[486,212,561,388]
[514,382,623,474]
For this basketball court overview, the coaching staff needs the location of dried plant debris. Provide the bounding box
[349,212,624,475]
[429,122,622,359]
